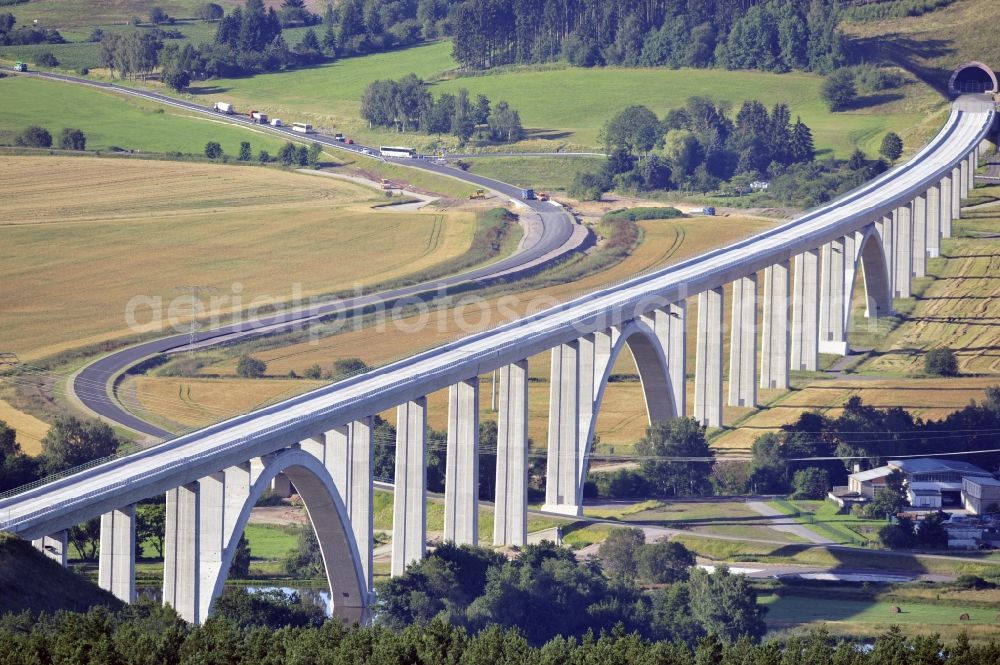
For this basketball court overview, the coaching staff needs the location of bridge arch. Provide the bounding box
[847,225,893,337]
[949,62,998,96]
[205,449,367,623]
[580,319,677,492]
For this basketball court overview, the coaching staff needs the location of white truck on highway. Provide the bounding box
[213,101,234,114]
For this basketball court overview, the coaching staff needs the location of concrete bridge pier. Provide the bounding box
[912,193,928,278]
[494,360,529,546]
[927,184,941,258]
[444,378,480,546]
[31,531,68,567]
[666,302,687,416]
[544,342,582,515]
[894,204,913,298]
[760,260,790,389]
[951,166,962,221]
[790,249,819,372]
[875,214,895,298]
[391,398,427,576]
[163,483,200,623]
[960,158,969,198]
[98,505,136,603]
[843,231,861,328]
[819,238,847,356]
[941,174,954,238]
[728,276,757,407]
[694,287,724,427]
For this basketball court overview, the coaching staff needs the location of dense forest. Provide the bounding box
[450,0,846,72]
[1,599,998,665]
[146,0,852,85]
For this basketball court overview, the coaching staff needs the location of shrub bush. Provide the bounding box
[15,125,52,148]
[925,347,958,376]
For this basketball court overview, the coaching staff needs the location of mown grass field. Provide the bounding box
[0,76,481,198]
[3,0,242,28]
[761,591,1000,641]
[0,75,293,155]
[860,236,1000,377]
[768,499,886,546]
[672,533,1000,579]
[614,500,809,544]
[150,40,941,159]
[0,156,486,360]
[464,156,607,193]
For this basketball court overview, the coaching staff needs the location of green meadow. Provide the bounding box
[0,75,291,155]
[160,40,943,158]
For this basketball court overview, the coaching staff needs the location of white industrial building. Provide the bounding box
[845,458,996,509]
[963,476,1000,515]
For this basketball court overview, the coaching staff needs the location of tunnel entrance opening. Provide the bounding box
[949,62,998,95]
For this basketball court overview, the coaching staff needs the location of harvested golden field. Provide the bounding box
[0,398,49,455]
[860,237,1000,376]
[122,376,326,433]
[712,376,999,451]
[0,157,481,359]
[128,214,780,443]
[210,215,778,376]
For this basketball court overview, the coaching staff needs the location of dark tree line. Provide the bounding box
[743,387,1000,495]
[377,541,764,646]
[0,13,64,46]
[0,416,124,493]
[2,590,998,664]
[361,75,523,143]
[451,0,845,73]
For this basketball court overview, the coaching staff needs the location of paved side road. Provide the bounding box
[745,501,835,545]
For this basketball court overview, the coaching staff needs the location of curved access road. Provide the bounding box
[2,68,585,438]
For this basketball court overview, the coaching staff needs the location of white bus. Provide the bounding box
[380,146,417,158]
[291,122,314,134]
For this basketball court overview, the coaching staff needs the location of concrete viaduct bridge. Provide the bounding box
[0,95,995,625]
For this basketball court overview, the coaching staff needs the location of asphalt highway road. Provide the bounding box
[1,68,582,439]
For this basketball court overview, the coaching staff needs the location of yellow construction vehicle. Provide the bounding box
[469,189,486,199]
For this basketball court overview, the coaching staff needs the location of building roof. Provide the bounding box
[964,476,1000,487]
[888,458,991,477]
[908,482,944,495]
[850,466,895,482]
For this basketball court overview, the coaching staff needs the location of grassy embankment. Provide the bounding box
[0,532,122,615]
